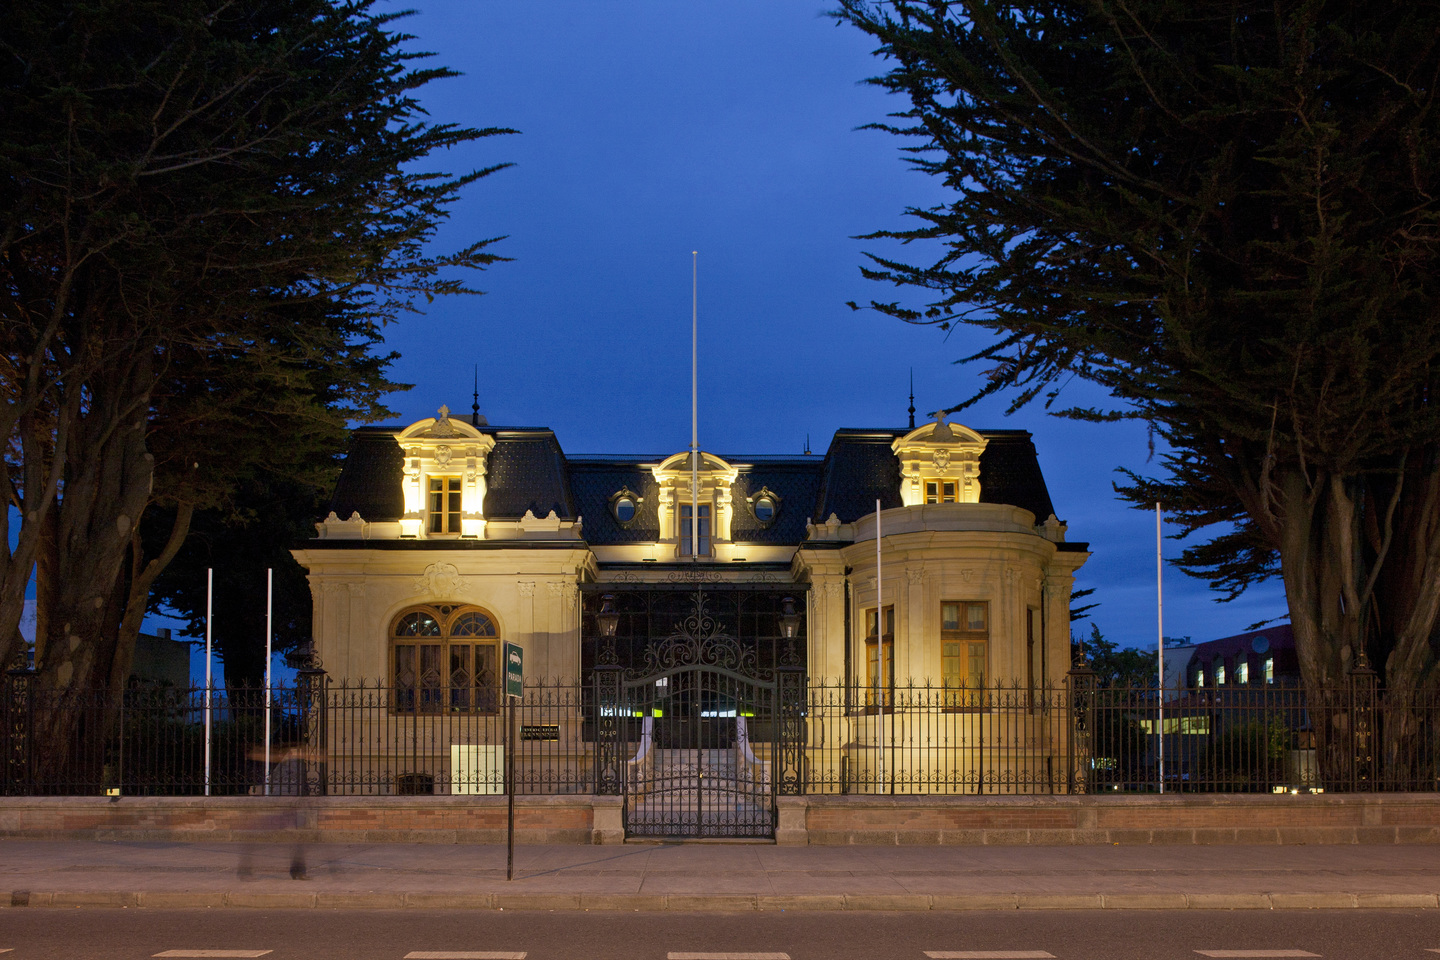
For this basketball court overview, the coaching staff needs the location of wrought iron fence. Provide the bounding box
[4,669,1437,797]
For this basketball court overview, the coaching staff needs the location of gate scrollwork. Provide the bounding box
[638,593,759,677]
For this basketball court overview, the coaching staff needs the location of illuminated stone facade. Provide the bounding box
[293,409,1089,690]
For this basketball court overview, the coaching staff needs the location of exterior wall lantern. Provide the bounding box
[779,596,800,640]
[597,594,620,639]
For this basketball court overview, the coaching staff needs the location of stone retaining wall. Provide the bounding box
[790,793,1440,845]
[3,793,1438,844]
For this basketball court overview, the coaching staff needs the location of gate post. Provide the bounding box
[1066,655,1096,795]
[1348,650,1377,791]
[291,642,329,797]
[775,664,806,796]
[593,661,624,796]
[3,667,35,796]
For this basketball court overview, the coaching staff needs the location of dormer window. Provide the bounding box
[680,503,712,556]
[395,406,495,540]
[609,486,642,526]
[748,486,782,527]
[428,477,462,534]
[892,416,988,508]
[651,451,737,559]
[925,480,959,504]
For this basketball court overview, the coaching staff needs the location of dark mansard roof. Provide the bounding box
[325,423,1063,545]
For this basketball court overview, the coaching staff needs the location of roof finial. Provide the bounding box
[471,365,480,427]
[908,369,915,429]
[804,433,811,455]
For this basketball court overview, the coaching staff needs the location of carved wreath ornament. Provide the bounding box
[414,562,463,599]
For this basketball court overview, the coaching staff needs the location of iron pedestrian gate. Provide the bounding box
[590,591,806,840]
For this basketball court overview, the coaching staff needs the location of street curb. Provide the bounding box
[4,890,1440,911]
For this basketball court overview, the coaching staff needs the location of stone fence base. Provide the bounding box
[2,793,1438,845]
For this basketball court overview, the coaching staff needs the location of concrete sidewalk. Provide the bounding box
[1,839,1438,911]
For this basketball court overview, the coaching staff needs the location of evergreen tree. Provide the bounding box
[1,0,510,771]
[837,1,1440,730]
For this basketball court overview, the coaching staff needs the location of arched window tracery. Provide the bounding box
[391,604,499,713]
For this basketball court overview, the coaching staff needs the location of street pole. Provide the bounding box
[506,691,516,881]
[1157,502,1165,794]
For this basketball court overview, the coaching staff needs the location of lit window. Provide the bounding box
[679,503,711,556]
[1236,661,1249,684]
[1264,658,1274,683]
[942,601,988,701]
[865,605,894,708]
[1213,657,1226,685]
[924,480,959,503]
[392,605,499,714]
[1194,670,1203,688]
[427,477,462,534]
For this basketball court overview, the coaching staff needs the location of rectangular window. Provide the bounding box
[1213,658,1226,686]
[942,601,988,706]
[924,480,959,504]
[1236,661,1249,684]
[428,476,462,534]
[1264,658,1274,683]
[865,605,894,708]
[679,503,712,556]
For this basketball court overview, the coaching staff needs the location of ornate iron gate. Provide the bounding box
[591,589,805,840]
[620,663,776,838]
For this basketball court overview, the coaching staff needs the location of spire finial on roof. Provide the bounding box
[804,433,811,455]
[471,365,480,427]
[908,369,915,429]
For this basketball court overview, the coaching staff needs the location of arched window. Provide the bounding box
[391,604,500,714]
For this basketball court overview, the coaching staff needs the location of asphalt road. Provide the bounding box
[0,909,1438,960]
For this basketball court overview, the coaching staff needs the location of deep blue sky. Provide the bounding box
[366,0,1286,653]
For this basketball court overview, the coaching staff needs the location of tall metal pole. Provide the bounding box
[1157,502,1165,794]
[204,567,213,797]
[876,498,886,794]
[264,567,273,797]
[691,250,699,560]
[506,692,516,881]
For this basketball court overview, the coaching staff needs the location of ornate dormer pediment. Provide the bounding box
[396,405,491,443]
[891,415,988,506]
[394,407,498,538]
[651,451,740,553]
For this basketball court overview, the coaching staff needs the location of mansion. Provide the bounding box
[289,405,1090,829]
[292,405,1089,697]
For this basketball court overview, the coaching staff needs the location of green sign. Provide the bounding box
[504,641,523,699]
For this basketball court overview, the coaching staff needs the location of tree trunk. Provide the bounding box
[1274,454,1440,788]
[31,372,156,783]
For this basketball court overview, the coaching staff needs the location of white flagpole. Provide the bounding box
[876,497,885,794]
[204,567,213,798]
[264,567,273,796]
[691,250,699,560]
[1157,503,1165,794]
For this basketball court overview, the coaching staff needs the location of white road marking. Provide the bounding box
[1194,953,1320,958]
[153,953,272,959]
[668,954,790,960]
[926,953,1055,959]
[404,954,527,960]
